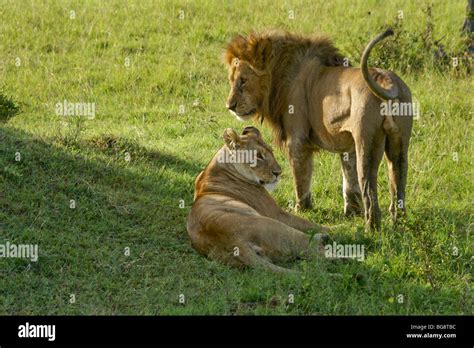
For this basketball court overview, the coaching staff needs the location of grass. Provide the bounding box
[0,0,472,315]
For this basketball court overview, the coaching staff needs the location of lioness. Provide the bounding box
[187,126,328,272]
[224,29,413,230]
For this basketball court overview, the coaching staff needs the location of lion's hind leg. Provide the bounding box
[221,217,328,272]
[353,130,386,231]
[203,237,298,274]
[232,243,298,273]
[190,203,328,272]
[384,124,410,223]
[234,215,328,263]
[340,152,363,216]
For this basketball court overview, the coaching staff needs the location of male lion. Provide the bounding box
[223,29,413,230]
[186,126,329,272]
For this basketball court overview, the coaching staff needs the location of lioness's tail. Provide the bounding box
[361,28,400,134]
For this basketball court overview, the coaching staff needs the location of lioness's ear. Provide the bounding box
[248,37,272,70]
[242,126,261,138]
[223,128,241,150]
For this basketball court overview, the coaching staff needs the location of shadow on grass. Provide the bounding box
[0,124,204,240]
[0,125,208,314]
[0,92,20,122]
[0,126,470,315]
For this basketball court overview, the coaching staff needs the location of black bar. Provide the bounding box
[0,316,472,346]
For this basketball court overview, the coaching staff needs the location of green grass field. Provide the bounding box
[0,0,472,315]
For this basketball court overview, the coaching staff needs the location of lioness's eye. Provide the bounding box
[257,152,264,160]
[240,78,246,86]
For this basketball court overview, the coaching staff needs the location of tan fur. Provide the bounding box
[224,30,413,230]
[187,127,329,272]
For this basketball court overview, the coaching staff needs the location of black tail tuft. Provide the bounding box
[383,28,394,38]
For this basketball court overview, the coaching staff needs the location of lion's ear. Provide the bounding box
[223,128,241,150]
[242,126,261,138]
[249,37,272,70]
[223,35,248,66]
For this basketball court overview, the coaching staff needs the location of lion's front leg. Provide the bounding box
[288,141,314,211]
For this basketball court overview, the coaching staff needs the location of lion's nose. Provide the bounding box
[227,101,237,111]
[272,169,282,177]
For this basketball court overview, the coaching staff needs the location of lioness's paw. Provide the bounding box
[314,233,330,245]
[312,233,330,254]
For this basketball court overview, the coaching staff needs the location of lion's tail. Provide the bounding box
[361,28,400,134]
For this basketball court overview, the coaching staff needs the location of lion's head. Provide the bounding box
[223,34,272,121]
[223,31,346,145]
[222,126,281,191]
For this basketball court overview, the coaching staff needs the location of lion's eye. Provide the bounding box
[240,78,246,87]
[257,152,264,160]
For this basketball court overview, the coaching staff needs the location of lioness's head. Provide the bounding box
[223,34,272,121]
[221,126,281,191]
